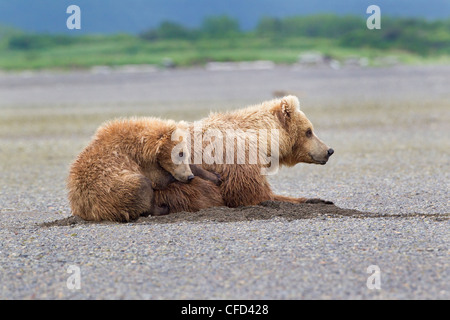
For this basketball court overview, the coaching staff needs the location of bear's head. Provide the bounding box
[272,96,334,167]
[155,123,194,183]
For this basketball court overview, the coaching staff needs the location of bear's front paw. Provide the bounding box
[305,198,334,205]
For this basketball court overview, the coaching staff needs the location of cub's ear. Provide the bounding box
[272,95,300,129]
[176,120,190,131]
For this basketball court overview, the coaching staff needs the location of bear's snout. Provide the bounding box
[327,148,334,157]
[187,175,195,182]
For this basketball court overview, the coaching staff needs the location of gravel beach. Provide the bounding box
[0,65,448,299]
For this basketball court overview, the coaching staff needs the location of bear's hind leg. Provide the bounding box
[134,176,170,218]
[271,194,333,205]
[270,194,307,204]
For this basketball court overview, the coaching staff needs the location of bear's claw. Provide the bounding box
[214,173,223,186]
[305,198,334,205]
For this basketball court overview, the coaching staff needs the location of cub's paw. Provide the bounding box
[305,198,334,205]
[213,172,223,186]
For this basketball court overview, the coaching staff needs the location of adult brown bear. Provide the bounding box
[153,95,334,213]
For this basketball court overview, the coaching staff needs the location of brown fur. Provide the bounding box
[67,117,223,222]
[153,96,333,212]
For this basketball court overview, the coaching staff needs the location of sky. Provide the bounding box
[0,0,448,34]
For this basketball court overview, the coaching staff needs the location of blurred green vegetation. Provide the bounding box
[0,14,449,70]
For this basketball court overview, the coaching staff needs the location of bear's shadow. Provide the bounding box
[40,201,387,227]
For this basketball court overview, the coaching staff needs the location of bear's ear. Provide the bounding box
[281,95,300,115]
[272,95,300,129]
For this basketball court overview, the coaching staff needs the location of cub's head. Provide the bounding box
[271,96,334,166]
[156,125,194,183]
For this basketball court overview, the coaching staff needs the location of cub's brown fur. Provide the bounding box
[67,117,223,222]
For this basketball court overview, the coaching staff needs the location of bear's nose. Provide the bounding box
[327,148,334,157]
[187,175,195,182]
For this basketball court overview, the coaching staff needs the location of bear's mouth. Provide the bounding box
[309,154,328,165]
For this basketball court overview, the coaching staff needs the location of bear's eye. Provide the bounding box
[306,128,313,138]
[179,151,184,158]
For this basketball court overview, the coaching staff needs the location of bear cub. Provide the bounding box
[67,117,220,222]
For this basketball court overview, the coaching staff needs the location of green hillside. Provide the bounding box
[0,15,449,70]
